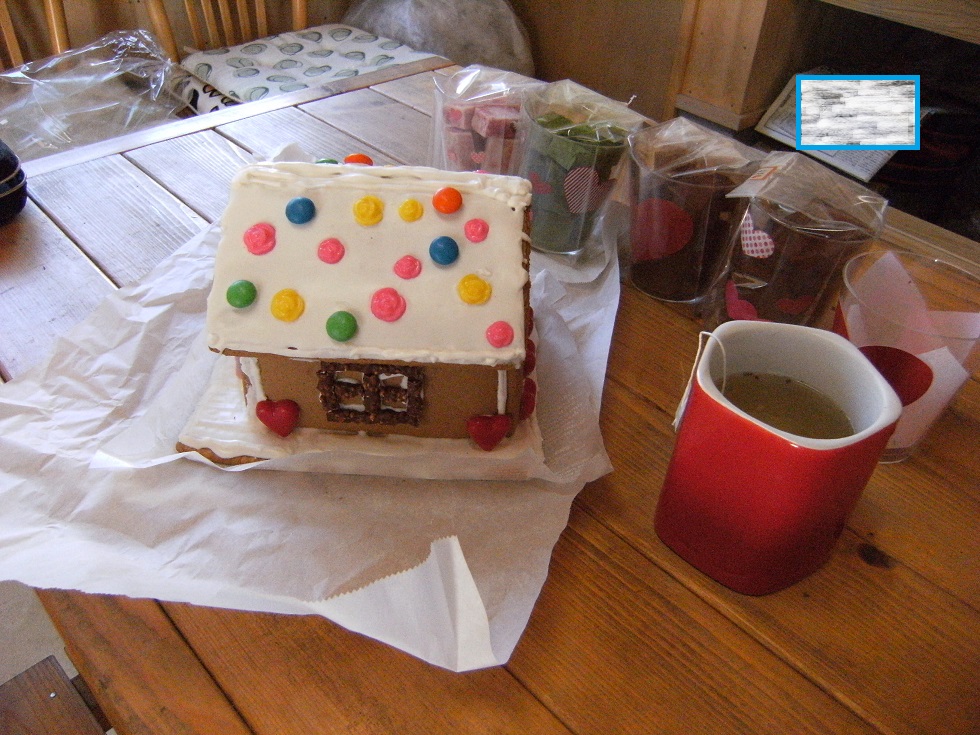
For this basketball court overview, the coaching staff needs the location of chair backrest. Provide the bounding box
[0,0,69,70]
[146,0,309,62]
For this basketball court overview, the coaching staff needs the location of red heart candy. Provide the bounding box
[467,414,512,451]
[523,339,536,375]
[256,399,300,437]
[520,378,537,420]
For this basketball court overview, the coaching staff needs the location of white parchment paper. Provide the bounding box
[0,219,617,671]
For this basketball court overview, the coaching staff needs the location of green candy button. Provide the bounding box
[226,279,257,308]
[326,310,358,341]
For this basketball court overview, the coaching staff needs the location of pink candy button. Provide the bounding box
[371,287,407,322]
[393,255,422,279]
[318,238,345,264]
[244,222,276,254]
[464,218,490,243]
[486,320,514,348]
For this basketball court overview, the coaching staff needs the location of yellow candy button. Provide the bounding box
[271,288,305,321]
[457,274,492,305]
[353,195,384,226]
[398,198,424,222]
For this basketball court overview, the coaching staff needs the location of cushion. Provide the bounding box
[175,23,434,114]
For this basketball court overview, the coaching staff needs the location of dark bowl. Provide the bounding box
[0,166,27,225]
[0,139,20,180]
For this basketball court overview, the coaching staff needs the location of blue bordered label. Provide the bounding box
[795,75,920,150]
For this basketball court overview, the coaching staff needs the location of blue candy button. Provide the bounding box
[429,236,459,266]
[285,196,316,224]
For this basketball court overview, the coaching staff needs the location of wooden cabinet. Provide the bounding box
[674,0,980,131]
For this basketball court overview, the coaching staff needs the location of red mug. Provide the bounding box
[655,320,902,595]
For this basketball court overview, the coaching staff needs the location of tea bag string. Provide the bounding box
[673,331,727,431]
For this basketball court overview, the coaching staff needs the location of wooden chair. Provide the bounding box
[145,0,309,63]
[0,656,110,734]
[0,0,70,70]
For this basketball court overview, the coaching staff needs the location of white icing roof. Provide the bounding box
[207,162,532,366]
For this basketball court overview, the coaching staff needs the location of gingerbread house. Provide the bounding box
[204,161,535,451]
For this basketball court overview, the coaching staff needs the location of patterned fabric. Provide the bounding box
[175,23,434,114]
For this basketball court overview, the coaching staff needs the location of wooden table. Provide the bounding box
[2,59,978,735]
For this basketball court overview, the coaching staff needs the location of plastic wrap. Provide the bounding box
[431,65,544,174]
[343,0,534,75]
[704,151,889,328]
[0,30,186,162]
[627,117,765,304]
[516,80,646,257]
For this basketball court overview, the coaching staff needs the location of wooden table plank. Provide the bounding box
[372,70,439,116]
[577,290,980,735]
[27,157,206,287]
[300,89,434,165]
[37,591,255,735]
[0,201,114,381]
[215,107,399,164]
[509,506,885,735]
[160,602,573,735]
[124,130,252,224]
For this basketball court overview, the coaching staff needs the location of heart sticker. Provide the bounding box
[256,399,301,437]
[858,345,934,406]
[564,167,610,213]
[631,197,694,260]
[739,211,775,258]
[528,171,552,195]
[724,280,762,321]
[776,294,815,315]
[467,414,512,451]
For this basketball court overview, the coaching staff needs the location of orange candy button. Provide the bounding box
[432,187,463,214]
[344,153,374,165]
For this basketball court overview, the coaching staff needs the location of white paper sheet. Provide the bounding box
[0,216,616,671]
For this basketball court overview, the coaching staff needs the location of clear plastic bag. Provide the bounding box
[0,30,186,162]
[431,65,544,174]
[627,117,765,303]
[516,80,646,256]
[343,0,535,76]
[704,151,889,328]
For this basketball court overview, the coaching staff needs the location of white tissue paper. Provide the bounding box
[0,215,617,671]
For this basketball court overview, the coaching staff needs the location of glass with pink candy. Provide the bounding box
[833,249,980,461]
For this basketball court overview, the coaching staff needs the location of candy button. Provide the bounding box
[429,236,459,265]
[286,197,316,224]
[486,321,514,348]
[270,289,305,321]
[371,287,406,322]
[457,274,492,305]
[226,280,257,308]
[318,238,345,264]
[244,222,276,254]
[432,187,463,214]
[344,153,374,165]
[399,198,424,222]
[327,311,358,341]
[394,255,422,279]
[464,218,489,242]
[315,158,339,164]
[353,195,384,226]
